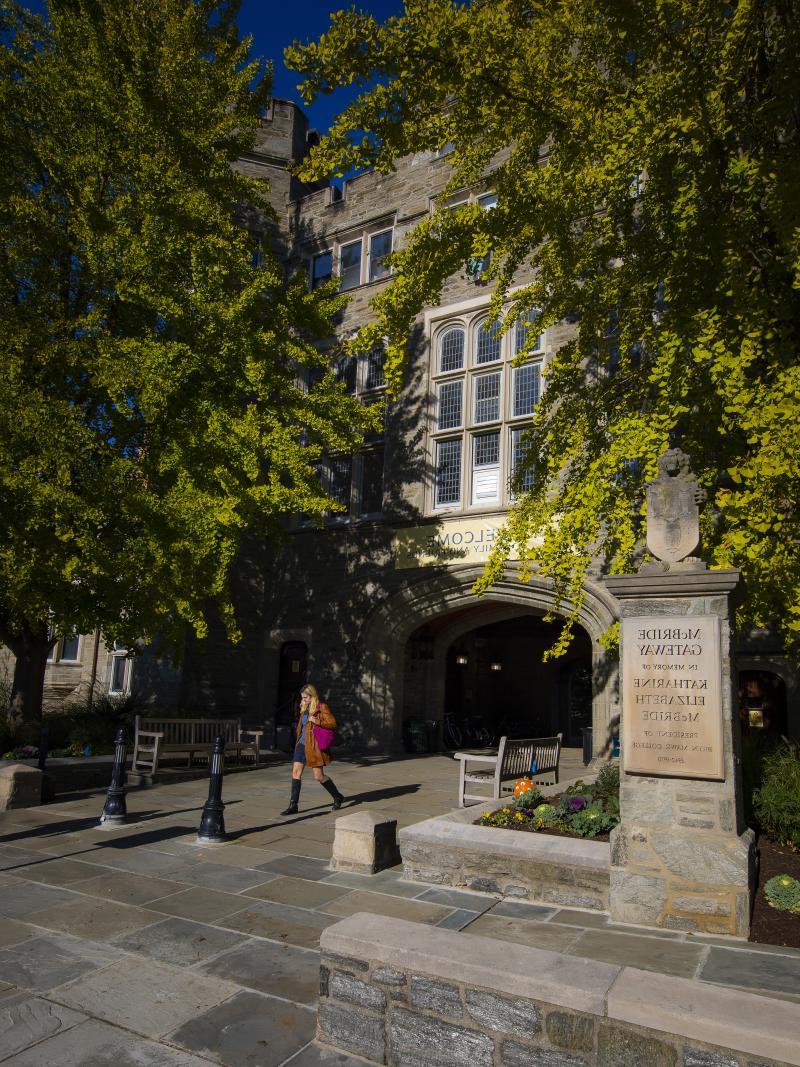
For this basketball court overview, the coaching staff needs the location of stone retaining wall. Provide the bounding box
[317,914,800,1067]
[399,802,610,910]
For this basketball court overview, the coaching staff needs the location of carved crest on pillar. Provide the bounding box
[642,448,707,572]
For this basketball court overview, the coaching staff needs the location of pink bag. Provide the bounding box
[313,725,336,751]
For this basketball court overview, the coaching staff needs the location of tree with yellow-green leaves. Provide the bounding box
[287,0,800,655]
[0,0,375,723]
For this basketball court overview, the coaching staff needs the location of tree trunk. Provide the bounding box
[5,624,52,726]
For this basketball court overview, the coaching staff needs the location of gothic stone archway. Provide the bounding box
[357,565,619,756]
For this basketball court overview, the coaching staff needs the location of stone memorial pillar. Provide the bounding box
[605,450,754,937]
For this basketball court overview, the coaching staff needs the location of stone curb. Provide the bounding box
[608,966,800,1066]
[320,912,620,1014]
[399,807,611,870]
[320,913,800,1065]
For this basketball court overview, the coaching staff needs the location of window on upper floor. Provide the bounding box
[311,250,333,289]
[47,633,81,664]
[108,643,132,695]
[308,223,394,293]
[368,230,392,282]
[429,306,544,514]
[339,239,362,291]
[298,345,388,525]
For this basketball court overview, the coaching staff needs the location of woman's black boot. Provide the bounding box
[322,778,344,810]
[281,779,301,816]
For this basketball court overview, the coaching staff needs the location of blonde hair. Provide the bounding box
[301,684,319,716]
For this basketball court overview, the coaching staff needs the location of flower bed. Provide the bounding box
[479,763,620,841]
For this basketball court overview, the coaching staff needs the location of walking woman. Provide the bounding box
[281,684,344,815]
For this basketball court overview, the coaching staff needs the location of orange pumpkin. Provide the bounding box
[513,777,536,797]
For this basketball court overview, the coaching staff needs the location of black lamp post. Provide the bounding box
[197,735,227,843]
[100,727,128,825]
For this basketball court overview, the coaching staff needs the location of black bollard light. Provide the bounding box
[100,727,128,826]
[197,735,227,843]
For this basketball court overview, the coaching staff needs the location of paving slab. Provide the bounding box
[147,886,254,923]
[567,928,706,979]
[0,991,87,1060]
[14,857,102,886]
[57,955,240,1039]
[321,871,424,899]
[256,855,334,881]
[70,870,189,906]
[465,913,584,952]
[700,944,800,998]
[198,938,320,1004]
[436,908,484,931]
[27,896,159,941]
[281,837,336,860]
[546,907,612,929]
[173,862,275,893]
[415,886,496,910]
[183,843,281,869]
[4,1017,216,1066]
[0,918,38,950]
[0,932,123,992]
[322,889,454,926]
[0,879,75,918]
[243,875,351,909]
[112,917,249,966]
[78,847,195,877]
[488,900,559,921]
[168,988,315,1067]
[218,899,335,949]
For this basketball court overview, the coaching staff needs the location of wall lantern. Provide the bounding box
[490,661,503,672]
[455,654,468,666]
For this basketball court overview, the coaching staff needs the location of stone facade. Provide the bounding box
[9,98,798,757]
[606,572,755,937]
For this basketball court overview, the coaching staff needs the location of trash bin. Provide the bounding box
[581,726,593,766]
[424,720,439,754]
[611,736,620,758]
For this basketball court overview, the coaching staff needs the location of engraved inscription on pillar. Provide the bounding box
[644,448,706,570]
[622,615,724,780]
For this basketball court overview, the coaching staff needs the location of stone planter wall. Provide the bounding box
[399,802,610,911]
[317,913,800,1067]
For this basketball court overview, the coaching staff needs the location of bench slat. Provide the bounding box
[455,733,563,806]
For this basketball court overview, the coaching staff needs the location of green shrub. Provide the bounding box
[753,741,800,847]
[567,801,619,838]
[532,803,564,829]
[594,761,620,802]
[763,874,800,913]
[513,787,543,810]
[741,732,781,826]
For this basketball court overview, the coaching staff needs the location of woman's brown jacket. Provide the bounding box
[296,703,336,767]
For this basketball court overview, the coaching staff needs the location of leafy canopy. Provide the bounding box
[0,0,375,670]
[287,0,800,653]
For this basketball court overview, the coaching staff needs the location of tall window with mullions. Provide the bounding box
[510,427,535,494]
[435,439,462,506]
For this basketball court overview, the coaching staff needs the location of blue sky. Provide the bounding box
[239,0,402,134]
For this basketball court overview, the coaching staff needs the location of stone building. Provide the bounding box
[10,99,798,751]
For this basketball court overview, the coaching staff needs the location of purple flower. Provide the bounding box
[566,796,587,813]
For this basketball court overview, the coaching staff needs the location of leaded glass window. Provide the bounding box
[439,328,465,373]
[435,439,462,506]
[474,371,501,423]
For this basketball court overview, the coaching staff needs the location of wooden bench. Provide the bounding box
[454,733,563,807]
[132,716,263,777]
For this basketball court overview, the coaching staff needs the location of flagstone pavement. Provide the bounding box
[0,750,799,1065]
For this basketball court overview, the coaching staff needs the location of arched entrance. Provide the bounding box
[357,565,618,756]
